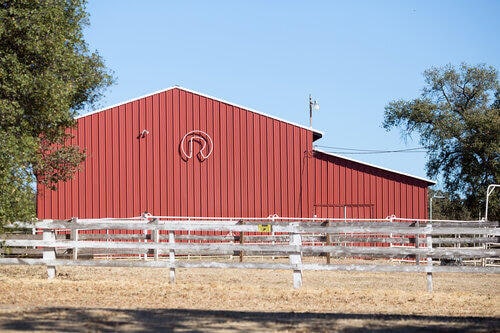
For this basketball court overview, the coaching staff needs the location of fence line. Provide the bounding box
[1,216,499,291]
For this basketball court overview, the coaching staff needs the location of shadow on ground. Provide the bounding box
[0,307,498,332]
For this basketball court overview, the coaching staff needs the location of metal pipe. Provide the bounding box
[485,184,499,221]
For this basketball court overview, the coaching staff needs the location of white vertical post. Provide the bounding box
[71,229,79,260]
[152,229,160,260]
[169,230,176,283]
[415,221,420,265]
[289,223,302,289]
[426,223,433,292]
[143,229,148,260]
[43,230,56,279]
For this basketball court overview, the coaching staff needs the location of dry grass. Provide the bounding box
[0,259,498,332]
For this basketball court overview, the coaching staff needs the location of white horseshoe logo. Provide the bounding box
[180,130,213,162]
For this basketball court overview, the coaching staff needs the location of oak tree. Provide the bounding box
[0,0,113,226]
[383,63,499,220]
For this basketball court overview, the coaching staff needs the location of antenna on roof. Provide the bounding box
[309,94,320,128]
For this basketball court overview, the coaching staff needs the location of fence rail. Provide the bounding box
[1,216,499,291]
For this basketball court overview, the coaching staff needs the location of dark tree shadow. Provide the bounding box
[0,307,497,332]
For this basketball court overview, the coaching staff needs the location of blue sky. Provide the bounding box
[83,0,500,183]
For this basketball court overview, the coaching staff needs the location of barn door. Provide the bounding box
[314,204,374,220]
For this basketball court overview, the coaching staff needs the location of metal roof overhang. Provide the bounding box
[313,148,436,185]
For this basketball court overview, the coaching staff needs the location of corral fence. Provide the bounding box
[1,216,499,291]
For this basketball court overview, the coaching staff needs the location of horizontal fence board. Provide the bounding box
[1,258,498,274]
[4,239,499,259]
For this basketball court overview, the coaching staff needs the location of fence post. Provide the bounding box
[426,223,433,292]
[43,229,56,279]
[289,222,303,289]
[70,217,78,260]
[152,229,160,261]
[71,229,79,260]
[142,229,148,260]
[415,221,420,265]
[148,218,159,260]
[322,220,332,264]
[238,220,244,262]
[169,230,175,283]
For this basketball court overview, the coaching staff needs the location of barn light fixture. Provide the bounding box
[309,94,320,128]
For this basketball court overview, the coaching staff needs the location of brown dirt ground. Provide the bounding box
[0,258,498,332]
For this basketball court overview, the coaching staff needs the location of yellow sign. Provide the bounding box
[258,224,272,233]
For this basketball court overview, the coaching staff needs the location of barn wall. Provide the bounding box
[37,87,431,220]
[311,152,429,219]
[37,88,315,219]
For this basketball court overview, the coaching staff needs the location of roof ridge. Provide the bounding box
[76,86,323,139]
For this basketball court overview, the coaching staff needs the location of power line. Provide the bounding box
[314,145,428,155]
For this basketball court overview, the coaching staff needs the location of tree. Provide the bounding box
[383,63,500,220]
[0,0,113,227]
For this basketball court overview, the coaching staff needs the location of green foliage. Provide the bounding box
[0,0,113,226]
[383,63,500,220]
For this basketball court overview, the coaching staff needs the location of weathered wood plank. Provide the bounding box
[1,258,498,274]
[3,239,499,259]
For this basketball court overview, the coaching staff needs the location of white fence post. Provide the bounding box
[426,223,433,292]
[153,229,160,260]
[71,229,78,260]
[289,223,303,289]
[169,230,176,283]
[43,230,56,279]
[71,218,78,260]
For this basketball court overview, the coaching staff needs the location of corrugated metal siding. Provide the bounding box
[37,87,430,220]
[37,88,315,219]
[311,151,429,219]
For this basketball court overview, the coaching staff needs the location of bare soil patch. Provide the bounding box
[0,260,498,332]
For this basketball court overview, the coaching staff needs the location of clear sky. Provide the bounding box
[83,0,500,183]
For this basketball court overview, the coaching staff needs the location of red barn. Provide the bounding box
[36,87,434,220]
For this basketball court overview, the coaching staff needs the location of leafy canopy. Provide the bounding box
[383,63,500,220]
[0,0,113,226]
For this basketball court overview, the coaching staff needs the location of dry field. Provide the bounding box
[0,259,498,332]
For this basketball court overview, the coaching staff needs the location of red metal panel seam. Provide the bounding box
[253,114,262,216]
[233,107,242,217]
[91,114,100,217]
[199,96,208,217]
[279,122,288,216]
[292,126,299,216]
[206,99,215,217]
[286,125,294,216]
[260,115,269,217]
[273,120,281,216]
[132,100,141,217]
[212,100,221,216]
[75,119,84,219]
[99,111,107,217]
[158,92,166,215]
[172,89,180,216]
[180,89,187,216]
[125,103,134,217]
[191,93,200,216]
[246,112,255,217]
[165,91,173,215]
[150,94,160,215]
[106,108,114,217]
[239,108,247,216]
[227,104,235,217]
[266,117,274,216]
[219,102,228,216]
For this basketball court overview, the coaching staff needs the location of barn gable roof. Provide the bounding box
[313,149,435,185]
[76,86,323,141]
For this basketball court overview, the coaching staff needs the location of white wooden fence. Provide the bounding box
[1,216,499,291]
